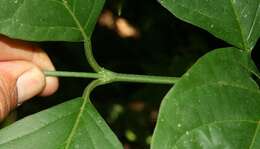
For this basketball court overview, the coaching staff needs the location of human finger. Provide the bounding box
[0,35,58,97]
[0,61,46,121]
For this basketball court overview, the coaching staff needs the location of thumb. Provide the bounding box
[0,61,45,121]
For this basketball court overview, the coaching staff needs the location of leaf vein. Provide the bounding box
[83,0,96,30]
[86,107,119,148]
[247,2,260,41]
[249,121,260,149]
[173,120,258,148]
[0,111,77,146]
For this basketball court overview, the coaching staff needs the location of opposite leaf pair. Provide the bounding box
[0,0,259,149]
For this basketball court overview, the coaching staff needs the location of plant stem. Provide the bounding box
[44,70,179,84]
[83,39,103,72]
[113,73,179,84]
[62,0,102,72]
[44,70,101,79]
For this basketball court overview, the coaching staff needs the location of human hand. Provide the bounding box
[0,35,59,121]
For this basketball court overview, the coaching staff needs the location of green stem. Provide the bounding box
[44,70,179,84]
[84,39,103,72]
[62,0,102,72]
[113,73,179,84]
[44,70,101,79]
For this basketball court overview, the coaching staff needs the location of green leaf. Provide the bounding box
[159,0,260,51]
[152,48,260,149]
[0,97,123,149]
[0,0,105,41]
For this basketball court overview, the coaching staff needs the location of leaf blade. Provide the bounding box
[152,48,260,149]
[0,0,105,41]
[0,98,123,149]
[159,0,260,50]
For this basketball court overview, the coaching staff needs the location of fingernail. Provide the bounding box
[16,68,45,103]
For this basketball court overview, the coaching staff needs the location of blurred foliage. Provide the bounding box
[1,0,259,148]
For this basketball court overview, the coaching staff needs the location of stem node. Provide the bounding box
[98,68,116,83]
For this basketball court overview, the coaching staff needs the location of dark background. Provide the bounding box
[2,0,259,148]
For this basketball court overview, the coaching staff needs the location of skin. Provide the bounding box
[0,35,58,121]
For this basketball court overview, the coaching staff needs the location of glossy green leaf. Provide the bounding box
[152,48,260,149]
[159,0,260,51]
[0,0,105,41]
[0,97,123,149]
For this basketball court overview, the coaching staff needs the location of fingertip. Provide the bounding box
[39,76,59,97]
[17,67,45,103]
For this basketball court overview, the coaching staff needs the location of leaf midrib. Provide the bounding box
[228,0,248,50]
